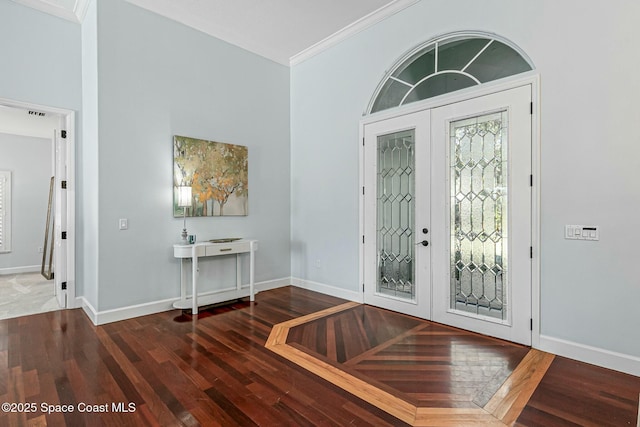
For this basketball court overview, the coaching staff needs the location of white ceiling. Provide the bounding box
[11,0,419,65]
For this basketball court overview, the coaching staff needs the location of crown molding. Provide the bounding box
[75,0,90,22]
[11,0,90,23]
[290,0,420,67]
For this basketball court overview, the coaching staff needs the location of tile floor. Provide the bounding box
[0,272,61,320]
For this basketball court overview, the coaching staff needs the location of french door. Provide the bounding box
[363,110,431,319]
[363,85,532,345]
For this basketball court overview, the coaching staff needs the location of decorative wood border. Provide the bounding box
[266,302,555,426]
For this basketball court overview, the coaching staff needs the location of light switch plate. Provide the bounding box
[119,218,128,230]
[565,225,599,241]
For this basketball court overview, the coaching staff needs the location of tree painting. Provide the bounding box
[173,135,248,217]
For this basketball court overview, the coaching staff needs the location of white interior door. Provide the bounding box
[431,86,532,345]
[363,110,431,319]
[53,129,67,308]
[363,85,532,345]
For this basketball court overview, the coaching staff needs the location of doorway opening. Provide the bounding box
[0,99,75,319]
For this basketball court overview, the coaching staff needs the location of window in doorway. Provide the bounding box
[0,171,11,253]
[369,33,533,113]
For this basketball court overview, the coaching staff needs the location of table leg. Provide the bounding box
[192,245,198,315]
[236,253,241,291]
[249,241,255,302]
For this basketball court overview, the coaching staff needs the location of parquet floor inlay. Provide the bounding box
[266,302,555,426]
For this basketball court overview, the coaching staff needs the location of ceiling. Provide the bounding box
[11,0,418,65]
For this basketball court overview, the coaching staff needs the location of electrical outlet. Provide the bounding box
[38,247,43,253]
[315,259,321,269]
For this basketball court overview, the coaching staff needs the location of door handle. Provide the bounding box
[416,240,429,246]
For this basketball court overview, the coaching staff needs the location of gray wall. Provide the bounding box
[0,1,82,108]
[93,0,291,310]
[290,0,640,359]
[0,133,52,270]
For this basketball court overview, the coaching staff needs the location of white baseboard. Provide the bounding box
[0,265,41,275]
[539,334,640,377]
[257,277,291,292]
[77,296,98,325]
[291,277,363,303]
[77,277,291,325]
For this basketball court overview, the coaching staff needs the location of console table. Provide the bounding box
[173,239,258,314]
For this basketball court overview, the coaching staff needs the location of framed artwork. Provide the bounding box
[173,135,248,217]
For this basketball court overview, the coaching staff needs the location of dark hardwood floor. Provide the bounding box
[0,286,638,426]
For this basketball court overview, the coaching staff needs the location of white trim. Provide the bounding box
[74,0,91,22]
[63,112,76,308]
[79,277,291,325]
[0,265,41,275]
[11,0,87,23]
[0,171,11,254]
[78,296,98,325]
[90,297,178,325]
[254,277,291,292]
[363,72,539,124]
[290,0,420,66]
[530,80,542,348]
[358,122,365,312]
[539,335,640,377]
[291,277,363,303]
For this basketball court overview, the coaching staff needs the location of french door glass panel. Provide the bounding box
[377,129,415,300]
[450,111,508,320]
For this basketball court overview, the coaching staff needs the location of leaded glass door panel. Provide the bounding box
[363,111,431,319]
[431,85,532,345]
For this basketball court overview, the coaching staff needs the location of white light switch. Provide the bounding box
[119,218,128,230]
[565,225,599,241]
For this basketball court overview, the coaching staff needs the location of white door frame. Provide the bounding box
[359,73,541,347]
[0,97,76,309]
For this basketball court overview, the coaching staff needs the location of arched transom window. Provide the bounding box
[369,33,534,113]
